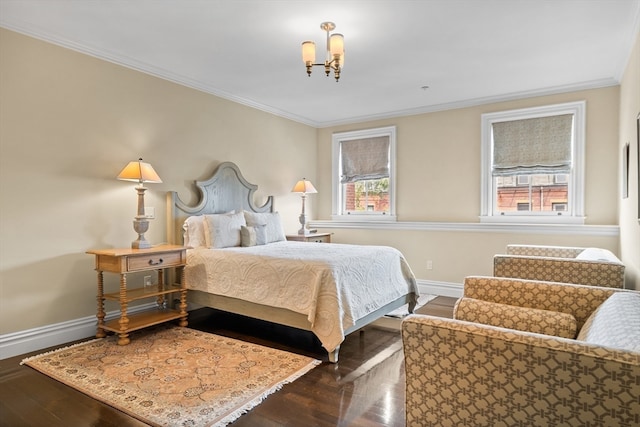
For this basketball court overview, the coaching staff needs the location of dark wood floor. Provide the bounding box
[0,296,456,427]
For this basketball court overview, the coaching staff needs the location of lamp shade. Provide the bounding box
[302,41,316,64]
[117,158,162,184]
[329,33,344,57]
[291,179,317,194]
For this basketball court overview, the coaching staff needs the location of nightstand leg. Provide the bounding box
[117,273,130,345]
[156,269,165,308]
[178,266,188,327]
[96,271,106,338]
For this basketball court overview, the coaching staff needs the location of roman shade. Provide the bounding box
[492,114,573,176]
[340,136,390,183]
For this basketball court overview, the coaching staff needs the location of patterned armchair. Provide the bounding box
[402,276,640,427]
[493,244,625,288]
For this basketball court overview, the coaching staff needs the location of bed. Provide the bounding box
[166,161,418,362]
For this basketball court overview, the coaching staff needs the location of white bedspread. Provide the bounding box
[185,241,418,352]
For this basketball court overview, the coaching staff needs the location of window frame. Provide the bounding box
[332,126,397,221]
[480,101,586,224]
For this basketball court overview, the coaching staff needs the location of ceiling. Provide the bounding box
[1,0,639,127]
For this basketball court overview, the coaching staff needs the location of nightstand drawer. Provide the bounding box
[286,233,332,243]
[128,251,183,271]
[307,234,331,243]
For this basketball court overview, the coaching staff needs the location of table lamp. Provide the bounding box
[291,178,317,235]
[117,158,162,249]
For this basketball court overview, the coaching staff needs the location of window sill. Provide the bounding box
[330,214,397,222]
[479,215,586,225]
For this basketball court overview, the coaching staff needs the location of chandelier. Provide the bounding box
[301,22,345,82]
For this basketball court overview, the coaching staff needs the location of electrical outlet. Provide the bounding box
[144,207,155,219]
[144,275,153,289]
[427,260,433,270]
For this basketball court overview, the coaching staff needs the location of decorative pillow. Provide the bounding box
[240,226,256,247]
[182,215,206,247]
[575,247,621,263]
[204,211,246,248]
[240,224,267,247]
[243,211,286,244]
[576,292,640,352]
[454,297,577,339]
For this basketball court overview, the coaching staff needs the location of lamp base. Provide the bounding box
[131,238,152,249]
[132,218,151,249]
[298,228,318,235]
[298,212,310,235]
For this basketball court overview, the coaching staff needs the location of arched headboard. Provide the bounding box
[166,162,274,245]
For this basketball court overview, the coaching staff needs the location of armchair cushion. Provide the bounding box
[463,276,615,329]
[454,297,577,339]
[577,292,640,352]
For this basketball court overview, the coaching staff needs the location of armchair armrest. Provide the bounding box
[401,314,640,427]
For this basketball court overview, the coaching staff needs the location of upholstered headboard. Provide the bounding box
[166,161,273,245]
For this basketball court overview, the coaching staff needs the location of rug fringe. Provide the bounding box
[212,359,322,427]
[20,337,103,365]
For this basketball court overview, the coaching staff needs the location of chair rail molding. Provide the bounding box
[310,220,619,236]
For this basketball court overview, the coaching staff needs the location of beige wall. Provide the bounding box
[1,26,637,340]
[0,29,316,335]
[316,88,623,286]
[619,31,640,289]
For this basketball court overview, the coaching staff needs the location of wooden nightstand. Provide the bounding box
[86,244,188,345]
[286,232,332,243]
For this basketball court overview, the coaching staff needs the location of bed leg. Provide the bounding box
[328,346,340,363]
[408,300,417,314]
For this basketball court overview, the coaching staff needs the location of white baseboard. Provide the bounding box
[418,279,463,298]
[0,303,156,360]
[0,280,461,360]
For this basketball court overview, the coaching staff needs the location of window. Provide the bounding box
[481,101,585,223]
[332,126,396,220]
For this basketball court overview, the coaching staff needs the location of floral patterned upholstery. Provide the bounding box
[493,244,625,288]
[401,276,640,426]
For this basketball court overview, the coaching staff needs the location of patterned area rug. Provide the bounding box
[21,326,320,427]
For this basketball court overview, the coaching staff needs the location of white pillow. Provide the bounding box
[182,215,207,248]
[204,212,246,248]
[243,211,286,243]
[576,292,640,352]
[575,247,621,263]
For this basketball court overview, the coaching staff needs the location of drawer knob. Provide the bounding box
[148,258,164,266]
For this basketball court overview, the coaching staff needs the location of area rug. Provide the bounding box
[21,326,320,427]
[385,294,437,318]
